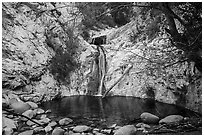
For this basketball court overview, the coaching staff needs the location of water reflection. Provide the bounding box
[41,95,197,126]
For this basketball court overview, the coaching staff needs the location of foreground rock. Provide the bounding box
[39,117,51,124]
[44,125,52,133]
[136,123,150,129]
[59,118,73,126]
[73,125,92,133]
[140,112,159,124]
[159,115,184,124]
[10,102,31,114]
[48,121,57,127]
[26,119,40,126]
[21,110,35,121]
[3,127,14,135]
[26,101,38,109]
[114,125,137,135]
[18,130,33,135]
[33,126,44,133]
[2,117,17,129]
[34,108,45,114]
[52,127,65,135]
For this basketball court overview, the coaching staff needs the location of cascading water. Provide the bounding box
[87,35,107,96]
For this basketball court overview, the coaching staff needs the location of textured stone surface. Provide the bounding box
[35,108,45,114]
[159,115,184,124]
[44,125,52,133]
[39,118,51,124]
[33,126,44,133]
[22,110,35,120]
[114,125,137,135]
[136,123,150,129]
[26,101,38,109]
[140,112,159,124]
[3,127,14,135]
[18,130,33,135]
[59,118,73,126]
[2,117,17,129]
[26,119,39,126]
[48,121,57,127]
[73,125,91,133]
[10,102,31,114]
[52,127,65,135]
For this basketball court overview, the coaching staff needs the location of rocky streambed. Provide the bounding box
[2,96,202,135]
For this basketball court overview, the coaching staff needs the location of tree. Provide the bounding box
[133,2,202,72]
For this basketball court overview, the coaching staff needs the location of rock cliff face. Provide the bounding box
[2,3,201,113]
[94,21,202,113]
[2,4,57,102]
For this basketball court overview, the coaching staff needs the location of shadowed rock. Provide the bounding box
[114,125,137,135]
[159,115,184,124]
[140,112,159,124]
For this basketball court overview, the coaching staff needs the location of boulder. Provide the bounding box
[10,101,31,114]
[39,118,51,124]
[2,117,17,129]
[22,110,35,121]
[44,125,52,133]
[26,101,38,109]
[18,130,33,135]
[73,125,91,133]
[33,126,44,133]
[48,121,57,127]
[34,108,45,114]
[136,123,150,129]
[140,112,159,124]
[26,119,39,126]
[114,125,137,135]
[159,115,184,124]
[52,127,65,135]
[59,118,73,126]
[3,127,13,135]
[9,98,18,105]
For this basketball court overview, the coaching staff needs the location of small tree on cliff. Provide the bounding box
[133,2,202,72]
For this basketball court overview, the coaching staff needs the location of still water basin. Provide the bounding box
[40,95,198,127]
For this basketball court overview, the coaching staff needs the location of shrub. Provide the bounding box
[144,85,155,99]
[49,28,79,85]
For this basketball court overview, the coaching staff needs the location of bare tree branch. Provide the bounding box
[3,108,44,127]
[102,64,133,98]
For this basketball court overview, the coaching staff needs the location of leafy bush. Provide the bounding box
[144,85,155,99]
[49,28,79,85]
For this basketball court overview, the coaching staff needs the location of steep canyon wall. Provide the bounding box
[2,3,201,113]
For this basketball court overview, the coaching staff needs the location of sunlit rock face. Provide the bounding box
[2,8,57,101]
[96,21,201,113]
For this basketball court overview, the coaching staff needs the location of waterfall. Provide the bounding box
[97,45,106,96]
[87,35,107,96]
